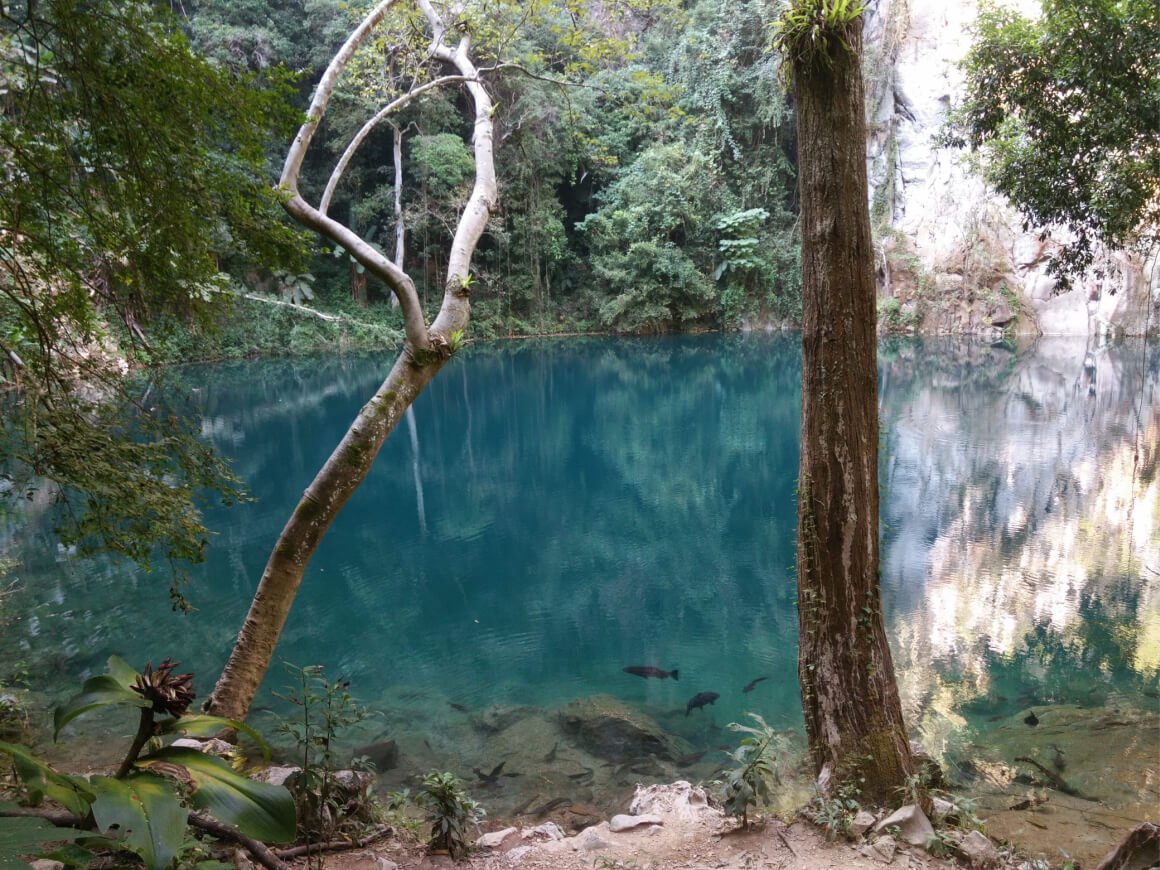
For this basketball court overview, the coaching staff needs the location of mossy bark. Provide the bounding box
[791,16,913,803]
[204,351,446,722]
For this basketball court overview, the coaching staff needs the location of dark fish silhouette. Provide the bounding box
[686,691,720,716]
[543,742,559,762]
[449,702,468,712]
[624,665,679,680]
[473,762,506,784]
[1024,710,1039,727]
[742,676,769,693]
[1050,744,1066,771]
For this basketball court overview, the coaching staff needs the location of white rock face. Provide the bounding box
[476,827,518,848]
[628,780,716,823]
[874,803,934,847]
[609,813,663,832]
[864,0,1157,336]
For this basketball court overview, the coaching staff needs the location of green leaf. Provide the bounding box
[139,747,295,844]
[155,715,270,760]
[89,774,188,870]
[0,813,93,868]
[105,655,141,689]
[0,743,94,817]
[54,675,149,741]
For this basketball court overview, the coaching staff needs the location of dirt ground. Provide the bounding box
[312,782,1055,870]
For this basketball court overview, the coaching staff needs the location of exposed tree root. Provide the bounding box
[273,825,394,859]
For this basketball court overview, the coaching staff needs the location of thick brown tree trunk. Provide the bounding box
[791,20,913,802]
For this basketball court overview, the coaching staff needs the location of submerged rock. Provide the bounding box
[354,738,398,771]
[556,695,685,762]
[473,704,540,734]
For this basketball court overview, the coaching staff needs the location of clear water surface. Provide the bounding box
[3,334,1157,855]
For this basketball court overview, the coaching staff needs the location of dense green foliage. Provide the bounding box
[944,0,1160,281]
[0,0,302,575]
[183,0,801,335]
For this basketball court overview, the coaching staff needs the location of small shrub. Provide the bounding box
[804,779,862,840]
[414,770,484,859]
[711,713,785,827]
[274,663,378,856]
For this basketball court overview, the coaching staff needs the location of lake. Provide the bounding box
[3,334,1157,865]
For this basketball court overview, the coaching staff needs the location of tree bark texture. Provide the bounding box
[205,0,495,722]
[791,21,913,801]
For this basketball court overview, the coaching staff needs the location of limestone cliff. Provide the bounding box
[863,0,1158,337]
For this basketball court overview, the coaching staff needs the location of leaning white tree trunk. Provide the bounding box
[206,0,496,721]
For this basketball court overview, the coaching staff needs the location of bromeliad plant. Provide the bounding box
[772,0,868,82]
[0,656,295,869]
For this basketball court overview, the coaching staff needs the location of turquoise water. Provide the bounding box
[2,334,1158,826]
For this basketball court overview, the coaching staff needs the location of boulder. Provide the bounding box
[930,797,955,821]
[608,813,663,833]
[858,837,897,864]
[556,695,682,761]
[990,300,1016,327]
[572,827,614,851]
[629,781,716,823]
[354,739,398,771]
[476,827,518,849]
[957,830,1000,869]
[256,765,300,786]
[874,804,934,848]
[172,737,234,757]
[870,836,897,863]
[522,822,565,842]
[849,809,877,838]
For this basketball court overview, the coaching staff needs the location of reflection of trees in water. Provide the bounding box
[879,337,1160,745]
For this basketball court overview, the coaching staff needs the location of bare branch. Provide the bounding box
[319,74,477,216]
[280,0,400,194]
[414,6,497,337]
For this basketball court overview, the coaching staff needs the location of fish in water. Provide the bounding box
[1050,744,1066,771]
[473,762,506,784]
[686,691,720,716]
[624,665,679,680]
[543,741,559,763]
[742,676,769,693]
[1024,710,1039,727]
[449,702,468,713]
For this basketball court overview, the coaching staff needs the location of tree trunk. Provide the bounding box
[205,0,495,721]
[791,18,913,802]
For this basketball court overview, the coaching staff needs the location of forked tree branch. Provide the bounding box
[319,74,476,217]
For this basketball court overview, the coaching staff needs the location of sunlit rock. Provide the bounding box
[875,804,934,847]
[609,813,662,832]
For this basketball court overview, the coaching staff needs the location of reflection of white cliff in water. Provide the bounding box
[879,337,1159,722]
